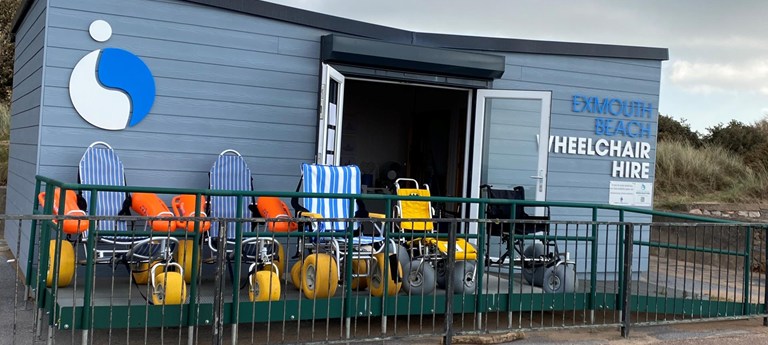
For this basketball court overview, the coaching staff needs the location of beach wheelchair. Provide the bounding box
[393,178,477,294]
[206,149,282,302]
[482,185,578,293]
[39,142,189,304]
[289,164,402,299]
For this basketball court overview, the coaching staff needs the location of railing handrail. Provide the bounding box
[35,174,737,224]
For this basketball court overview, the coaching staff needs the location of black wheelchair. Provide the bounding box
[481,185,578,293]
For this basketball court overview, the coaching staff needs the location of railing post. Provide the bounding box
[764,225,768,326]
[590,207,599,325]
[743,226,752,316]
[444,221,457,345]
[476,202,487,330]
[35,184,55,308]
[230,196,244,344]
[381,198,392,335]
[617,210,625,319]
[187,192,203,345]
[35,183,55,339]
[621,224,634,338]
[80,189,98,345]
[48,187,68,335]
[212,222,227,345]
[507,201,516,329]
[26,179,42,296]
[344,196,355,339]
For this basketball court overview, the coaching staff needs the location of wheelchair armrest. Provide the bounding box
[368,213,385,219]
[298,211,322,218]
[519,205,551,218]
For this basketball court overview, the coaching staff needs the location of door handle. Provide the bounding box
[534,169,545,192]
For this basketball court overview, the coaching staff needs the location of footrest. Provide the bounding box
[203,257,217,264]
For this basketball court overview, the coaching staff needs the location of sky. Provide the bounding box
[266,0,768,133]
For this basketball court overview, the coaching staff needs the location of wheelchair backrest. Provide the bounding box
[209,150,253,238]
[78,141,129,236]
[300,163,360,232]
[396,188,433,231]
[485,186,527,220]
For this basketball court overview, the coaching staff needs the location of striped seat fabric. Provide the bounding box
[209,151,252,240]
[78,142,130,239]
[301,164,383,244]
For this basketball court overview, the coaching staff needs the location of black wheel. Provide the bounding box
[435,259,447,288]
[522,242,546,286]
[542,265,578,293]
[402,260,436,295]
[451,261,476,295]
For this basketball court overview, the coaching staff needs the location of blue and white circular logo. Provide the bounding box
[69,20,155,130]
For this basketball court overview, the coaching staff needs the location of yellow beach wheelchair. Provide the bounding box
[394,178,477,294]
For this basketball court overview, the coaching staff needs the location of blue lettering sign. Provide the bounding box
[579,95,655,137]
[640,121,651,137]
[595,118,605,135]
[572,95,585,113]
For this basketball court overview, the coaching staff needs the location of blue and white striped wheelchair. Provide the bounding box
[75,142,186,305]
[206,150,282,302]
[289,164,402,299]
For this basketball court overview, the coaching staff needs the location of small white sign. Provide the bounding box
[328,103,337,126]
[609,181,652,207]
[326,128,336,152]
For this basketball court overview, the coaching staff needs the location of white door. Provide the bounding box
[469,90,552,227]
[317,64,345,165]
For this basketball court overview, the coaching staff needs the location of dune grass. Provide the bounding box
[655,140,768,207]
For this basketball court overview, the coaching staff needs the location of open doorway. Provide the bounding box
[339,79,470,215]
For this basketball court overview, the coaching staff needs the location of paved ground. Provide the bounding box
[516,318,768,344]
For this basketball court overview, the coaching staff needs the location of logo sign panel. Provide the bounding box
[69,20,156,130]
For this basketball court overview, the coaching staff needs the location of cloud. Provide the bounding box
[668,59,768,94]
[764,108,768,116]
[679,36,768,51]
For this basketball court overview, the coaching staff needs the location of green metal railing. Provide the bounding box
[20,174,767,345]
[27,174,737,289]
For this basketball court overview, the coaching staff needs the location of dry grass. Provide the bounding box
[0,102,8,140]
[655,140,768,207]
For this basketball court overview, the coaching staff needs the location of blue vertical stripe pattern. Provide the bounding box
[78,145,129,238]
[301,163,360,231]
[209,153,252,239]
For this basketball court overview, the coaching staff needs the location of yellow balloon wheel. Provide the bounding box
[132,261,164,285]
[351,259,368,290]
[262,263,279,275]
[46,240,75,288]
[249,271,281,302]
[174,239,200,284]
[274,242,286,278]
[301,253,338,299]
[368,253,402,297]
[290,261,302,290]
[151,272,187,305]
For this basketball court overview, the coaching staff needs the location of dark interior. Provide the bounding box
[341,79,469,214]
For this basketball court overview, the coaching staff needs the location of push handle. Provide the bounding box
[172,195,183,217]
[88,141,113,149]
[219,149,241,156]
